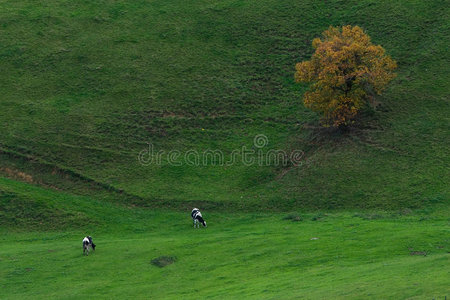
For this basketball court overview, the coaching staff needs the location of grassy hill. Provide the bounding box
[0,1,449,298]
[0,0,448,210]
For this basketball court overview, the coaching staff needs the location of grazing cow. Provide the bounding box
[191,208,207,228]
[82,236,96,256]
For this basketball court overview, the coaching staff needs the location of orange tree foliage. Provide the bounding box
[295,25,397,127]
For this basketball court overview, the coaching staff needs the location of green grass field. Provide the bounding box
[0,0,449,298]
[2,217,449,299]
[1,178,449,299]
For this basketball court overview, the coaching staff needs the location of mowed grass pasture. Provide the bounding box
[1,179,449,299]
[2,217,449,299]
[1,178,450,299]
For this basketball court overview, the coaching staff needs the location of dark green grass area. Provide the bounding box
[1,178,449,299]
[0,0,448,209]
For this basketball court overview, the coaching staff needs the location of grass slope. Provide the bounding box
[1,178,449,299]
[0,0,448,209]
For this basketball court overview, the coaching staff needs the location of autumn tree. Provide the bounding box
[295,25,397,128]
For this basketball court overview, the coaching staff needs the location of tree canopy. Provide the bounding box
[295,25,397,127]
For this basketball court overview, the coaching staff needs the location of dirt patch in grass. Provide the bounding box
[399,208,413,216]
[151,256,177,268]
[353,213,384,220]
[311,213,327,221]
[410,251,427,256]
[0,167,34,183]
[283,214,303,222]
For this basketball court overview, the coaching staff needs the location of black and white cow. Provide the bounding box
[82,236,96,256]
[191,208,207,228]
